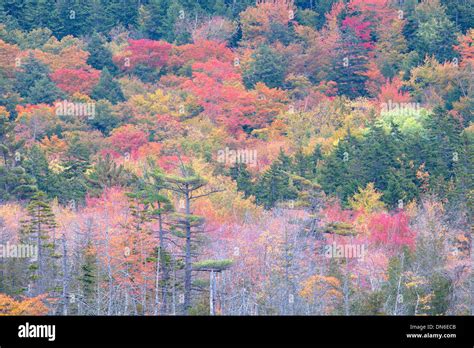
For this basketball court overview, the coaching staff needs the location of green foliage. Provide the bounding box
[406,0,458,63]
[91,67,124,104]
[193,259,233,271]
[20,191,57,294]
[0,115,37,201]
[86,100,121,135]
[229,162,253,198]
[86,33,117,73]
[255,149,298,209]
[243,45,287,89]
[87,153,132,195]
[329,26,369,98]
[14,53,64,104]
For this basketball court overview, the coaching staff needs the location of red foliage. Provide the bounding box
[50,68,100,95]
[377,77,411,104]
[368,212,415,251]
[170,40,234,67]
[114,39,173,71]
[182,59,257,134]
[342,16,374,50]
[108,124,148,156]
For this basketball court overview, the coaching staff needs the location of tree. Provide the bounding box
[87,153,132,195]
[131,161,174,314]
[114,39,172,72]
[412,0,458,63]
[328,21,370,98]
[0,293,48,315]
[86,33,117,73]
[243,45,287,89]
[349,183,385,213]
[27,76,65,104]
[138,0,173,41]
[158,161,222,314]
[50,68,100,95]
[255,149,298,208]
[14,54,50,93]
[91,67,124,104]
[14,53,64,104]
[0,110,37,201]
[20,191,57,296]
[229,162,253,198]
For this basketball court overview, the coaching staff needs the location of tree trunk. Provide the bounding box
[183,188,192,314]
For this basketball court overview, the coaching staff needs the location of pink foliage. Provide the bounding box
[368,212,415,251]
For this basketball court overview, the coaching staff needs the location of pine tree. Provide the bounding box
[14,54,49,96]
[412,0,458,63]
[423,106,464,181]
[318,132,363,205]
[20,191,58,296]
[157,162,221,314]
[142,164,175,314]
[79,241,97,314]
[0,113,37,201]
[229,162,253,198]
[27,77,65,104]
[87,153,130,195]
[138,0,172,40]
[58,137,91,204]
[243,45,287,89]
[91,67,125,104]
[86,33,117,73]
[255,149,298,208]
[329,25,369,98]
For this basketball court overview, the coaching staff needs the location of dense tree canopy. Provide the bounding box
[0,0,471,316]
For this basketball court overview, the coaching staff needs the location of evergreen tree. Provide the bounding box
[20,191,58,296]
[86,99,121,135]
[27,77,65,105]
[14,54,49,96]
[87,153,132,195]
[157,162,221,314]
[86,33,117,73]
[318,132,363,205]
[0,114,37,201]
[255,149,298,208]
[422,106,464,182]
[91,67,125,104]
[329,26,369,98]
[243,45,287,89]
[79,241,97,313]
[22,145,52,195]
[412,0,458,63]
[138,0,172,40]
[57,137,91,204]
[229,162,253,198]
[18,0,56,33]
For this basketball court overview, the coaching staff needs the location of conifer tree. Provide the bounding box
[91,67,125,104]
[20,191,57,296]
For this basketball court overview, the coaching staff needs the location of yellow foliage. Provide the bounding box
[300,275,341,302]
[0,294,49,315]
[349,183,385,213]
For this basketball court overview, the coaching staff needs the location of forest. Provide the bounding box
[0,0,472,316]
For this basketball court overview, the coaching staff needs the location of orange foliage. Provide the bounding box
[0,294,49,315]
